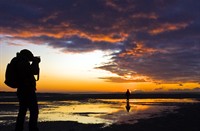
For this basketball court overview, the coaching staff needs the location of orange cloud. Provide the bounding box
[119,42,158,57]
[149,22,189,35]
[0,24,128,43]
[131,12,158,20]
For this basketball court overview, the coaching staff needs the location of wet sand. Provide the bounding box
[1,102,200,131]
[102,103,200,131]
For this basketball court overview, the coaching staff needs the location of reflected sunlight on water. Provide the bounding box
[39,101,118,125]
[38,98,198,126]
[0,98,199,126]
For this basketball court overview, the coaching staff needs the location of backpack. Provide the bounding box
[4,58,19,89]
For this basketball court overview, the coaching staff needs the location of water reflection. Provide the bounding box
[39,98,198,125]
[126,99,131,112]
[0,98,199,126]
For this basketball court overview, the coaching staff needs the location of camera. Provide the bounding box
[33,56,41,63]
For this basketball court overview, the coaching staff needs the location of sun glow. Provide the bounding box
[1,42,199,93]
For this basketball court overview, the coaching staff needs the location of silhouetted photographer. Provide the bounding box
[5,49,41,131]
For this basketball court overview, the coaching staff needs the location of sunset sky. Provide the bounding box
[0,0,200,93]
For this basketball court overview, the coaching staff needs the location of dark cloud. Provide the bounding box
[0,0,200,84]
[98,45,200,83]
[168,87,200,92]
[154,87,200,93]
[12,35,123,53]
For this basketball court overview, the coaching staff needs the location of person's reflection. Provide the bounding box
[126,99,131,112]
[125,89,131,112]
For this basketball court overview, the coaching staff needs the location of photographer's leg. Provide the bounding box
[29,91,39,131]
[15,100,27,131]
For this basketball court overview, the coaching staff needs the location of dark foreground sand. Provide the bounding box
[1,103,200,131]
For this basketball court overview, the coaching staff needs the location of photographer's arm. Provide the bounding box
[31,57,40,76]
[31,61,40,81]
[31,62,40,75]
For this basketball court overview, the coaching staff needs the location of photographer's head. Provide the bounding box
[20,49,34,61]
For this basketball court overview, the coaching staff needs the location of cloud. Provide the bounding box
[0,0,200,84]
[168,87,200,92]
[154,87,165,92]
[99,76,147,83]
[148,22,189,35]
[7,42,24,46]
[98,43,200,83]
[0,0,129,43]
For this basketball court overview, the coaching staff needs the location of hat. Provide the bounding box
[20,49,34,61]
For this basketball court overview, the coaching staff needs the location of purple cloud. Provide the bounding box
[0,0,200,84]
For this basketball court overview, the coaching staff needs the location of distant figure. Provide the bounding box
[13,49,41,131]
[125,89,131,112]
[125,89,131,100]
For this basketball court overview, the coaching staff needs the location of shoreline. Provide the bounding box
[1,92,200,102]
